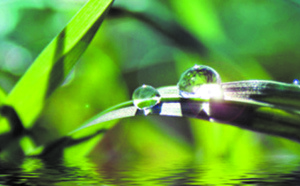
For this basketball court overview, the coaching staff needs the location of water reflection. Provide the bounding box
[0,157,103,186]
[1,155,300,185]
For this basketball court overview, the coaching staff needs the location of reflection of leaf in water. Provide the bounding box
[2,153,300,185]
[0,157,104,185]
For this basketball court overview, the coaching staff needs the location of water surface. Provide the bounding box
[1,154,300,185]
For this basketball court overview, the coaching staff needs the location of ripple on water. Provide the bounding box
[0,153,300,185]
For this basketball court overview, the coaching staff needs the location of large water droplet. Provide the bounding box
[177,65,222,99]
[132,84,161,113]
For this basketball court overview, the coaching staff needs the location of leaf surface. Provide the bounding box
[68,80,300,143]
[5,0,114,128]
[0,87,6,105]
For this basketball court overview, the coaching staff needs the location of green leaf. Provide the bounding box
[32,102,131,159]
[0,86,6,104]
[4,0,114,128]
[109,6,206,54]
[68,80,300,143]
[32,80,300,158]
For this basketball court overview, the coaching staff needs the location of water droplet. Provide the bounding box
[177,65,222,99]
[132,84,161,113]
[293,79,299,85]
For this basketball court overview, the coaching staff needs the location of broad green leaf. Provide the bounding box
[4,0,114,128]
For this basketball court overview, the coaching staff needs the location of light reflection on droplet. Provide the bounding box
[293,79,299,85]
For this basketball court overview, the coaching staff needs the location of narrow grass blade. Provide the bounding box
[109,6,206,54]
[31,80,300,158]
[4,0,114,128]
[67,80,300,143]
[222,80,300,109]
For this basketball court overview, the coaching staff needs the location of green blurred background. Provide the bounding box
[1,0,300,169]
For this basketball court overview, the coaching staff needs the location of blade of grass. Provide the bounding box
[31,80,300,158]
[68,80,300,143]
[108,6,207,54]
[4,0,114,128]
[222,80,300,109]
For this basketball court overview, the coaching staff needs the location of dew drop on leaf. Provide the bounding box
[132,84,161,111]
[177,64,222,99]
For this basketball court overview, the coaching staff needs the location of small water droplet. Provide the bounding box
[177,65,222,99]
[132,84,161,113]
[293,79,299,85]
